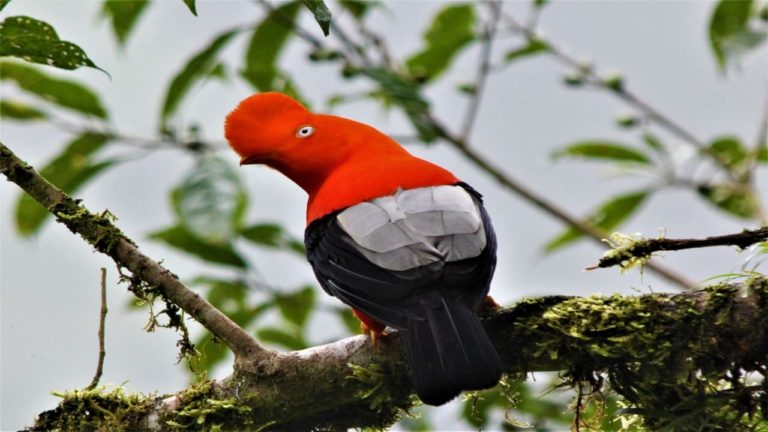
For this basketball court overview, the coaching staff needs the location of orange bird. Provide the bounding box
[226,92,502,405]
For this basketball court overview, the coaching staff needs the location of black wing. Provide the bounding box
[304,182,497,330]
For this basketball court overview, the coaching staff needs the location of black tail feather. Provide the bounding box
[401,293,502,406]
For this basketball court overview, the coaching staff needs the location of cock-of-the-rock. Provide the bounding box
[225,92,503,406]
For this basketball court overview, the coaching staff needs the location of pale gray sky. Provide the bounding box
[2,1,766,430]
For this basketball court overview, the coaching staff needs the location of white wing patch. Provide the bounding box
[336,185,486,271]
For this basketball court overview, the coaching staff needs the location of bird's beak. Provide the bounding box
[239,154,263,165]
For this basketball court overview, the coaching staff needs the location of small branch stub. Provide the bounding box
[589,228,768,271]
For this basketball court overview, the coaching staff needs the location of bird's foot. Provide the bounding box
[360,321,386,350]
[477,295,502,315]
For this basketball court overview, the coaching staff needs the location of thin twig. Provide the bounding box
[589,227,768,270]
[460,0,502,141]
[329,19,373,69]
[87,268,108,390]
[504,14,707,152]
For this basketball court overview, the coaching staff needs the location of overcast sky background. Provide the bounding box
[2,0,767,430]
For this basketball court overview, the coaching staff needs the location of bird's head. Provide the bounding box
[225,92,316,166]
[225,92,408,194]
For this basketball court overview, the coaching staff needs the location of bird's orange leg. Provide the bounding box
[352,308,386,349]
[476,295,502,314]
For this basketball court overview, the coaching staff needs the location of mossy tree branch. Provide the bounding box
[3,142,766,430]
[31,280,768,431]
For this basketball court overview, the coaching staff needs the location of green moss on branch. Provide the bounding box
[30,279,768,431]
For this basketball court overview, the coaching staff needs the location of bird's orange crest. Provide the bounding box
[225,92,312,164]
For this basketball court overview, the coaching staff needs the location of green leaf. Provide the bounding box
[101,0,151,46]
[405,4,476,82]
[207,63,227,81]
[553,141,651,164]
[0,0,12,12]
[505,39,549,63]
[615,114,639,129]
[172,154,247,244]
[194,276,273,324]
[275,286,315,328]
[182,0,197,16]
[191,333,228,374]
[257,327,307,350]
[241,1,301,91]
[239,222,305,255]
[189,277,272,371]
[757,143,767,163]
[642,132,666,154]
[0,61,108,118]
[709,0,765,70]
[709,135,748,169]
[0,16,105,72]
[240,223,281,245]
[149,224,248,268]
[545,190,650,252]
[15,133,113,236]
[697,184,759,219]
[197,277,247,310]
[0,100,46,121]
[160,28,239,128]
[339,0,376,20]
[301,0,332,36]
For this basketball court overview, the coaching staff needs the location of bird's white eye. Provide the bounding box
[296,125,314,138]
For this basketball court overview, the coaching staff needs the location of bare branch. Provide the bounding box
[460,0,502,142]
[589,227,768,270]
[0,142,270,362]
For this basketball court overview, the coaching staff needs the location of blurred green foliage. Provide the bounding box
[100,0,150,45]
[709,0,767,71]
[0,61,108,117]
[405,4,476,82]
